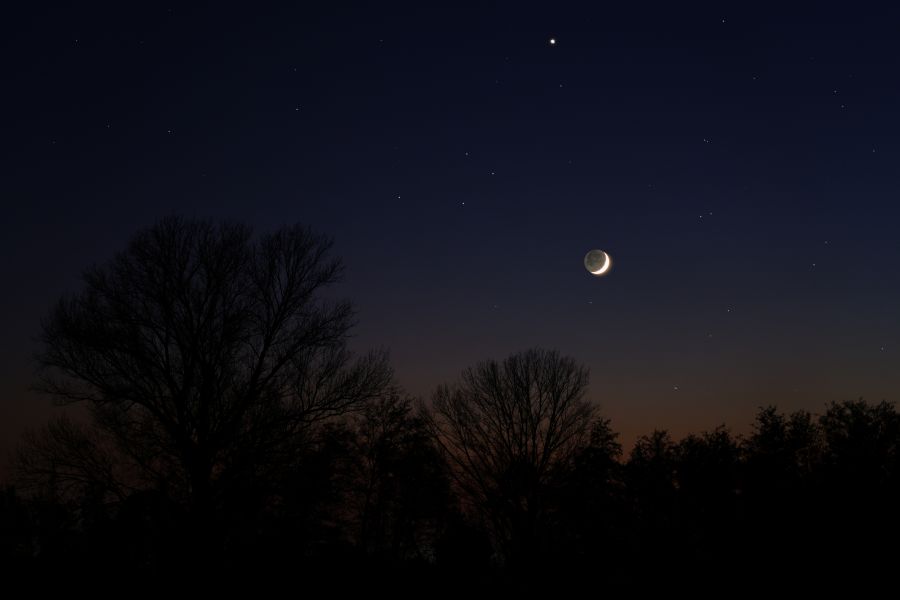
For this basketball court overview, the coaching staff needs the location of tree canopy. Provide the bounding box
[29,216,392,519]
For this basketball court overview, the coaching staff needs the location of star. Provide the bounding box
[549,38,556,46]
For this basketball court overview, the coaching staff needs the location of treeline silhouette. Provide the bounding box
[2,218,898,589]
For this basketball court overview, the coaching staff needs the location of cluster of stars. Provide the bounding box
[118,30,881,362]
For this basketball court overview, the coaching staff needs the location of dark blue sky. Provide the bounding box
[3,2,900,459]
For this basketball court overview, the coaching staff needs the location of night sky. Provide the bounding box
[4,3,900,463]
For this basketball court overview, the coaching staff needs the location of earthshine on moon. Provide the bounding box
[584,249,611,276]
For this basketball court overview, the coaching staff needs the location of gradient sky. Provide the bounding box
[3,3,900,466]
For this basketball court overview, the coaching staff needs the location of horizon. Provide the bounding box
[3,4,900,585]
[5,3,900,476]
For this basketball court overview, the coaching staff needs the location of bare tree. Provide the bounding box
[346,392,450,560]
[15,415,129,504]
[28,216,392,527]
[427,348,596,565]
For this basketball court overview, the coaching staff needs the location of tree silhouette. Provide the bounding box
[745,406,823,476]
[673,427,741,563]
[8,231,900,587]
[15,415,127,503]
[347,393,451,561]
[624,429,679,566]
[427,348,596,568]
[816,399,900,570]
[741,406,824,571]
[627,429,678,503]
[556,418,625,565]
[26,216,393,549]
[819,399,900,486]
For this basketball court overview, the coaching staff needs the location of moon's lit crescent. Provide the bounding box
[589,252,610,275]
[584,249,612,276]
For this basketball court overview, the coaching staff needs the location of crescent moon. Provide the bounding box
[590,252,611,275]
